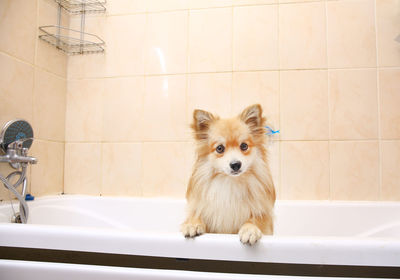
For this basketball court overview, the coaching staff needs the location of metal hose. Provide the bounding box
[0,166,29,223]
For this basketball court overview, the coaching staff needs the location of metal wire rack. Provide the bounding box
[39,25,105,55]
[54,0,106,14]
[38,0,106,55]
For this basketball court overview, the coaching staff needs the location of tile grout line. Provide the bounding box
[64,0,72,196]
[63,139,394,144]
[0,49,67,81]
[30,0,41,196]
[139,10,150,197]
[185,8,190,132]
[277,1,282,199]
[65,66,400,81]
[106,0,327,17]
[325,0,332,200]
[231,5,234,116]
[374,0,382,200]
[183,8,191,197]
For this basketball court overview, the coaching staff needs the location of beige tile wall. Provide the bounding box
[63,0,400,201]
[4,0,398,201]
[0,0,67,201]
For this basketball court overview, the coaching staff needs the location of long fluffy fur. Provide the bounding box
[181,104,276,244]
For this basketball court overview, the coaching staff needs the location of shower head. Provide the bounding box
[0,119,34,152]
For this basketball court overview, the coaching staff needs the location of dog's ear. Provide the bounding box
[192,109,215,140]
[240,104,266,136]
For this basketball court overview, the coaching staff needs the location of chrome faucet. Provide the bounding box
[0,120,37,223]
[0,138,37,166]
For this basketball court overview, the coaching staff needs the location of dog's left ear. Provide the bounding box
[240,104,265,135]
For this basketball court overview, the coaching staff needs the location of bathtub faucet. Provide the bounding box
[0,120,37,224]
[0,138,37,166]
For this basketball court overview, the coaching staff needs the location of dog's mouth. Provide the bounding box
[230,170,242,176]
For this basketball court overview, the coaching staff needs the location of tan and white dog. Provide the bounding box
[181,104,276,245]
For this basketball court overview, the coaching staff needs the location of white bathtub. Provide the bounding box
[0,195,399,280]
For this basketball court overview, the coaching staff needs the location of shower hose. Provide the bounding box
[0,164,29,223]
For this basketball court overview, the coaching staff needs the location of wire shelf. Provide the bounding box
[38,25,105,55]
[54,0,106,14]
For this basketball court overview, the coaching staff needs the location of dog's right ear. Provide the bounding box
[192,109,215,140]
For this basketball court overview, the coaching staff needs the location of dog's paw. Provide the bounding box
[239,223,262,245]
[181,222,205,238]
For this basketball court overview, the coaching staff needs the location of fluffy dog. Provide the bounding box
[181,104,276,245]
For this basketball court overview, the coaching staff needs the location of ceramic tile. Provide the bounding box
[381,141,400,201]
[233,5,278,70]
[232,71,279,128]
[145,11,188,75]
[64,143,101,195]
[379,69,400,139]
[187,73,232,123]
[142,75,187,141]
[67,16,107,79]
[279,2,327,69]
[146,0,189,12]
[233,0,276,5]
[267,141,281,199]
[329,69,378,140]
[68,14,145,78]
[330,141,379,200]
[67,54,107,80]
[188,8,232,72]
[30,140,64,196]
[101,143,142,196]
[0,53,34,128]
[281,141,330,200]
[65,79,104,142]
[36,41,68,78]
[36,0,68,77]
[0,0,37,63]
[105,14,146,76]
[280,70,329,140]
[107,0,146,15]
[327,0,377,68]
[33,69,66,142]
[280,0,320,3]
[102,77,144,142]
[190,0,232,8]
[376,0,400,67]
[142,142,192,198]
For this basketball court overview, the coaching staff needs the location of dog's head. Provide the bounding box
[192,104,267,177]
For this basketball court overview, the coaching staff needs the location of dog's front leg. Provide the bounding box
[181,216,206,238]
[239,215,272,245]
[239,222,262,245]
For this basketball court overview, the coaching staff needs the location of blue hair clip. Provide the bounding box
[265,126,280,135]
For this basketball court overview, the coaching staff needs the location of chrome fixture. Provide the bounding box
[0,120,37,224]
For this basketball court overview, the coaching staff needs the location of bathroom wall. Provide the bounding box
[63,0,400,201]
[2,0,398,201]
[0,0,67,200]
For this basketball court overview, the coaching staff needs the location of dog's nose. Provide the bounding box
[230,161,242,172]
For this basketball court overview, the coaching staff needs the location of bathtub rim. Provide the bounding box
[1,222,400,268]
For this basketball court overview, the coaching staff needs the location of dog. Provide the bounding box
[181,104,276,245]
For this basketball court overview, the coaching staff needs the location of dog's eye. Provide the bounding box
[216,145,225,154]
[240,143,248,151]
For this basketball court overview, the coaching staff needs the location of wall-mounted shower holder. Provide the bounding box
[38,0,106,55]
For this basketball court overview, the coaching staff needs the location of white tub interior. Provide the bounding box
[1,195,399,238]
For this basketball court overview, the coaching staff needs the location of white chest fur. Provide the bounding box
[198,176,252,234]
